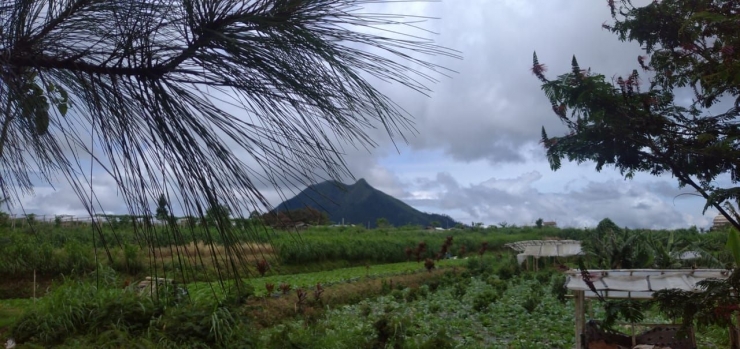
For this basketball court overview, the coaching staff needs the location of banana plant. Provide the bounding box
[585,219,654,269]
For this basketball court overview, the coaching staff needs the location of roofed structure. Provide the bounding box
[505,239,583,265]
[565,268,729,299]
[565,268,731,349]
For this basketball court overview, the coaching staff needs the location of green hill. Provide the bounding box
[274,179,459,228]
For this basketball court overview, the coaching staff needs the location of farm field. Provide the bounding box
[2,256,731,348]
[0,221,735,348]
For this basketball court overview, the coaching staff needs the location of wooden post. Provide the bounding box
[33,269,36,301]
[732,311,740,349]
[574,290,585,349]
[631,322,636,347]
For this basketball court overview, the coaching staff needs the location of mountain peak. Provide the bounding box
[276,179,458,228]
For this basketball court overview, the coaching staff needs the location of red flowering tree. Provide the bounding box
[533,0,740,231]
[534,0,740,338]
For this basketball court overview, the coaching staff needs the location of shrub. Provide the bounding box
[368,314,409,349]
[522,292,540,314]
[418,329,455,349]
[535,271,551,284]
[486,277,509,294]
[473,290,499,311]
[496,258,521,280]
[153,304,248,346]
[424,258,435,272]
[550,274,568,303]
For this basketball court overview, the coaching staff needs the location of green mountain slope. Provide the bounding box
[275,179,459,228]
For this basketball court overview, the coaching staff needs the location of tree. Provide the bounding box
[259,207,329,228]
[534,0,740,337]
[154,194,170,222]
[0,0,455,289]
[376,217,391,229]
[584,218,653,269]
[206,203,231,227]
[535,218,543,229]
[533,0,740,231]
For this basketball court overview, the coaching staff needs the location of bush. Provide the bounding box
[522,292,540,314]
[418,329,455,349]
[496,257,521,280]
[550,274,568,303]
[466,256,498,276]
[486,276,508,294]
[535,271,551,284]
[473,290,499,311]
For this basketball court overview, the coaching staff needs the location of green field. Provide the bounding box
[0,222,734,348]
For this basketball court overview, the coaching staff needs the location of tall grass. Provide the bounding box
[10,272,255,348]
[271,226,577,266]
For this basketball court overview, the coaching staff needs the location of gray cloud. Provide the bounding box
[10,0,720,231]
[362,0,652,165]
[401,171,712,230]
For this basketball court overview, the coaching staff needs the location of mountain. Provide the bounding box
[274,179,460,228]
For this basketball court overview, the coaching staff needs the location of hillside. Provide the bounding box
[274,179,459,228]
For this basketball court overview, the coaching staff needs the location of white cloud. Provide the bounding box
[400,169,713,230]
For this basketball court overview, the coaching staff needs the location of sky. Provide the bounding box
[11,0,723,229]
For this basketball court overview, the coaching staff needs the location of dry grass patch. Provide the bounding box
[150,241,275,260]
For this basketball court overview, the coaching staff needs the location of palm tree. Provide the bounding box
[0,0,457,290]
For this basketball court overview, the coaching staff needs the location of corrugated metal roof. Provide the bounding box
[565,269,730,299]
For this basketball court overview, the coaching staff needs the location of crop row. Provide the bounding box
[188,258,468,299]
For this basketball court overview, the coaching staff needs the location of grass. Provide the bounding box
[188,258,468,299]
[151,241,275,260]
[0,298,32,331]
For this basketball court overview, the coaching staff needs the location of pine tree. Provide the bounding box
[0,0,456,289]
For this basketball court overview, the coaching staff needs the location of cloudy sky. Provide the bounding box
[13,0,722,229]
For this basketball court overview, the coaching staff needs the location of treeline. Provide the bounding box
[256,207,330,228]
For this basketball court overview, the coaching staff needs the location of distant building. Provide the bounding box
[712,214,731,231]
[543,221,557,227]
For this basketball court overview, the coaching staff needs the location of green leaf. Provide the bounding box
[58,103,68,117]
[59,88,69,103]
[726,229,740,267]
[34,109,49,136]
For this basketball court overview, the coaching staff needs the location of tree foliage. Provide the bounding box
[0,0,457,291]
[259,207,329,228]
[155,194,170,222]
[533,0,740,230]
[583,218,654,269]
